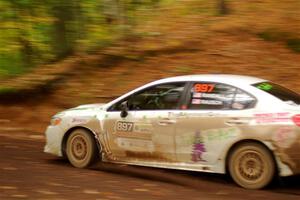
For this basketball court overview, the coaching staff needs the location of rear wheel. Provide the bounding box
[66,129,98,168]
[228,142,275,189]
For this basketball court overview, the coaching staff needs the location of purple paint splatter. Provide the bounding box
[191,131,206,162]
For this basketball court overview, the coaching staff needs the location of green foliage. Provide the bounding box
[0,53,24,77]
[258,29,300,53]
[257,29,289,42]
[286,38,300,53]
[0,87,19,95]
[0,0,162,78]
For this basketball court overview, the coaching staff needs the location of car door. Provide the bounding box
[103,82,187,163]
[174,82,256,166]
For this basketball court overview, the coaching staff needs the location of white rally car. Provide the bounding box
[44,74,300,189]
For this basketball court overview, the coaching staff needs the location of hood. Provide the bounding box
[51,103,107,120]
[70,103,106,110]
[57,103,106,116]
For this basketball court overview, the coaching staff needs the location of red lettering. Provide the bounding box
[194,84,214,93]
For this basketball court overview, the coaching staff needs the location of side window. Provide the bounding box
[232,89,256,109]
[110,82,186,111]
[253,82,300,105]
[188,83,255,110]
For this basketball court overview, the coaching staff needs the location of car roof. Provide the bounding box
[105,74,270,108]
[153,74,267,86]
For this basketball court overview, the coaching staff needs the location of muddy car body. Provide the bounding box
[44,74,300,189]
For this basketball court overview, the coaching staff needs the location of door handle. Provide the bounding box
[157,119,177,126]
[225,119,249,126]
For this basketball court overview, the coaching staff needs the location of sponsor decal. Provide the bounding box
[193,93,226,98]
[133,123,153,133]
[191,131,206,162]
[257,83,273,91]
[205,127,239,141]
[191,99,201,104]
[255,112,291,124]
[177,112,222,118]
[193,92,202,98]
[182,127,240,145]
[272,127,296,148]
[184,128,240,163]
[115,138,154,152]
[292,114,300,126]
[200,99,222,105]
[191,99,223,105]
[71,118,88,124]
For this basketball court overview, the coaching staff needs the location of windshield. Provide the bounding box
[253,82,300,105]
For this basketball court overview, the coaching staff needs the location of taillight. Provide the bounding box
[292,114,300,126]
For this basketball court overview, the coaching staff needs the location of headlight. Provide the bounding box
[50,117,62,126]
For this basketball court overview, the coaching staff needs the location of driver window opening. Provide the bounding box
[109,82,186,111]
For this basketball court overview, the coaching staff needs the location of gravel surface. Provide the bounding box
[1,133,300,200]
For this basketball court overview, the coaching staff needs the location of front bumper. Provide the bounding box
[44,125,65,157]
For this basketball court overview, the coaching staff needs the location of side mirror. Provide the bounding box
[120,101,128,118]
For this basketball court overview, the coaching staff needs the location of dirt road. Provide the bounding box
[1,131,300,200]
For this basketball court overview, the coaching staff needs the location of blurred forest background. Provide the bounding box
[0,0,164,76]
[0,0,300,132]
[1,0,299,77]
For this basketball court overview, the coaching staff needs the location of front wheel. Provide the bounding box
[66,129,98,168]
[228,142,276,189]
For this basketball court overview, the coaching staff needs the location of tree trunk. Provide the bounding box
[217,0,229,15]
[52,1,77,59]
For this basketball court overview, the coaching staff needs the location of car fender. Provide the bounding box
[61,116,103,157]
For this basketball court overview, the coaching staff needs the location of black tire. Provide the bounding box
[66,129,98,168]
[228,142,276,189]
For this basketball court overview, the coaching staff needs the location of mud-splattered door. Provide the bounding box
[102,81,187,163]
[102,110,177,163]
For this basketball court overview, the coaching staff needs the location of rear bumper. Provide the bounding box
[44,125,64,157]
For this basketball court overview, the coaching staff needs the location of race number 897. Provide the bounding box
[116,121,134,132]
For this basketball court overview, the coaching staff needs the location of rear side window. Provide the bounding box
[187,83,255,110]
[253,82,300,105]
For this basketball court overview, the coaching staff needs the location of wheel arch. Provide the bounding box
[61,126,102,158]
[224,139,278,175]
